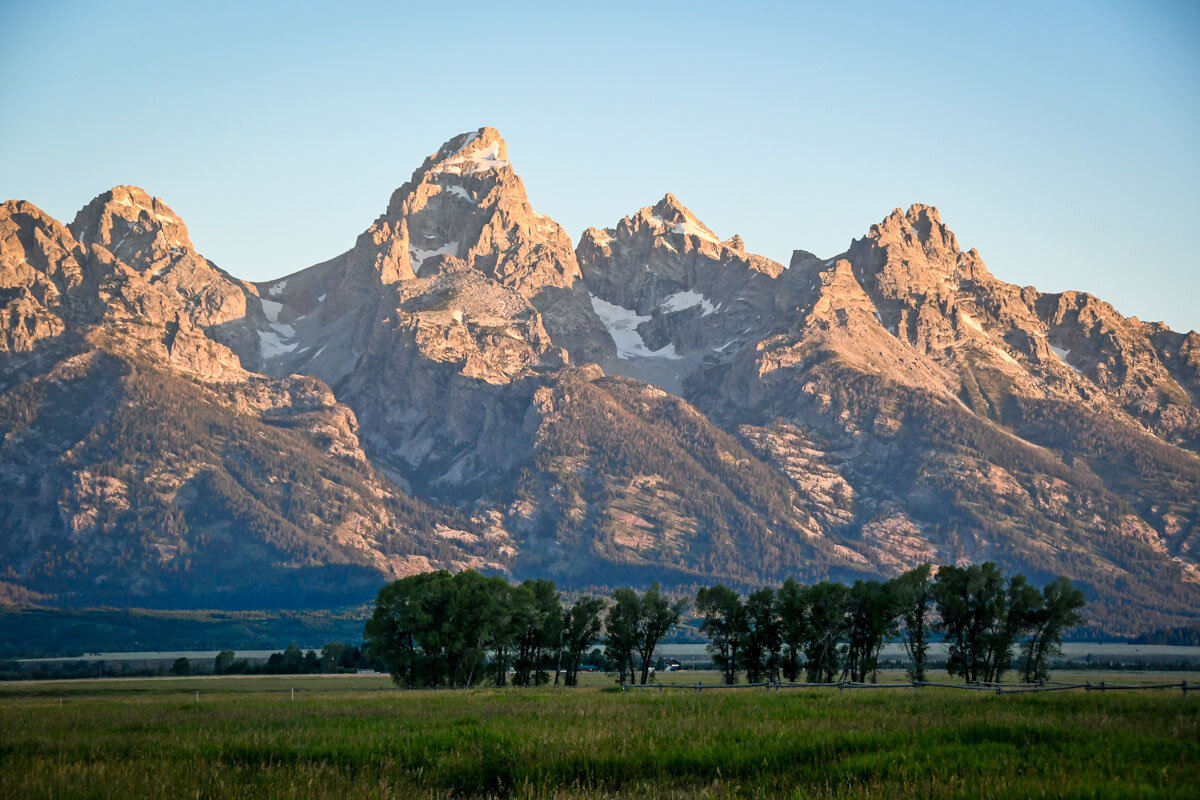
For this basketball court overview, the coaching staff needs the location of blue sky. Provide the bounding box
[3,1,1198,331]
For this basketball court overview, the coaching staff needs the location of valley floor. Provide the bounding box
[1,673,1197,799]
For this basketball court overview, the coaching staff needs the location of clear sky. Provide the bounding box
[3,1,1198,331]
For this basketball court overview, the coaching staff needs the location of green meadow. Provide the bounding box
[1,672,1197,799]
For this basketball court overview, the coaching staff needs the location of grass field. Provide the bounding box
[1,672,1197,799]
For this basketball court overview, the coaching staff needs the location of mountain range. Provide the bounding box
[2,127,1198,634]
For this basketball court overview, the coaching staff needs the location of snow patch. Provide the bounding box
[444,185,474,203]
[317,293,327,303]
[670,220,721,245]
[409,241,459,272]
[259,298,283,323]
[660,289,715,316]
[448,130,478,157]
[1050,344,1083,375]
[267,279,287,297]
[258,328,298,358]
[589,295,681,360]
[431,142,508,175]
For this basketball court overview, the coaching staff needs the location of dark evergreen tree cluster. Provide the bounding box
[695,563,1085,685]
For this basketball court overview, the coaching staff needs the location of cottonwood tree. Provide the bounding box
[559,597,605,686]
[802,582,849,683]
[513,578,561,687]
[843,579,898,683]
[892,564,934,682]
[1021,577,1086,683]
[604,588,641,684]
[214,649,236,675]
[365,570,447,687]
[981,573,1042,683]
[696,584,746,684]
[932,563,1004,683]
[635,583,686,685]
[744,587,782,683]
[932,562,1054,684]
[776,578,808,682]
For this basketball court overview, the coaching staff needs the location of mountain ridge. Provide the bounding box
[2,127,1197,634]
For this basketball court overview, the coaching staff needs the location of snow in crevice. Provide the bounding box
[589,294,681,360]
[447,130,479,158]
[259,297,283,323]
[670,220,722,245]
[258,328,298,358]
[444,185,474,203]
[660,289,715,316]
[1050,344,1083,375]
[431,142,508,176]
[409,241,459,272]
[317,293,327,303]
[267,279,287,297]
[256,296,301,358]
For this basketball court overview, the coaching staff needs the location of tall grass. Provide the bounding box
[1,674,1196,798]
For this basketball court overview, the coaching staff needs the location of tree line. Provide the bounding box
[363,563,1085,688]
[696,563,1085,685]
[363,570,681,688]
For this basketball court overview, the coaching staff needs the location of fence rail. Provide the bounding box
[621,679,1193,695]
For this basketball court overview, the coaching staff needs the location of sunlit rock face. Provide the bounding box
[1,128,1198,632]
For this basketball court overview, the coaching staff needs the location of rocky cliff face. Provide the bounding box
[576,193,786,394]
[2,129,1198,632]
[0,195,507,608]
[239,128,612,496]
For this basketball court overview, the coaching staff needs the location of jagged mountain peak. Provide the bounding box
[324,125,582,296]
[583,193,763,263]
[71,185,193,256]
[865,203,957,253]
[4,129,1200,632]
[427,126,509,171]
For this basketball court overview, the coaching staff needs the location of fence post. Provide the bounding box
[291,687,295,701]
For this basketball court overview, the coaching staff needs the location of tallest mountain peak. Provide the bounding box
[425,127,510,175]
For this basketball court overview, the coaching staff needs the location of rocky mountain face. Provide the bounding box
[0,193,508,608]
[2,128,1198,632]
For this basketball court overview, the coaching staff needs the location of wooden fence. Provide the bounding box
[621,679,1193,695]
